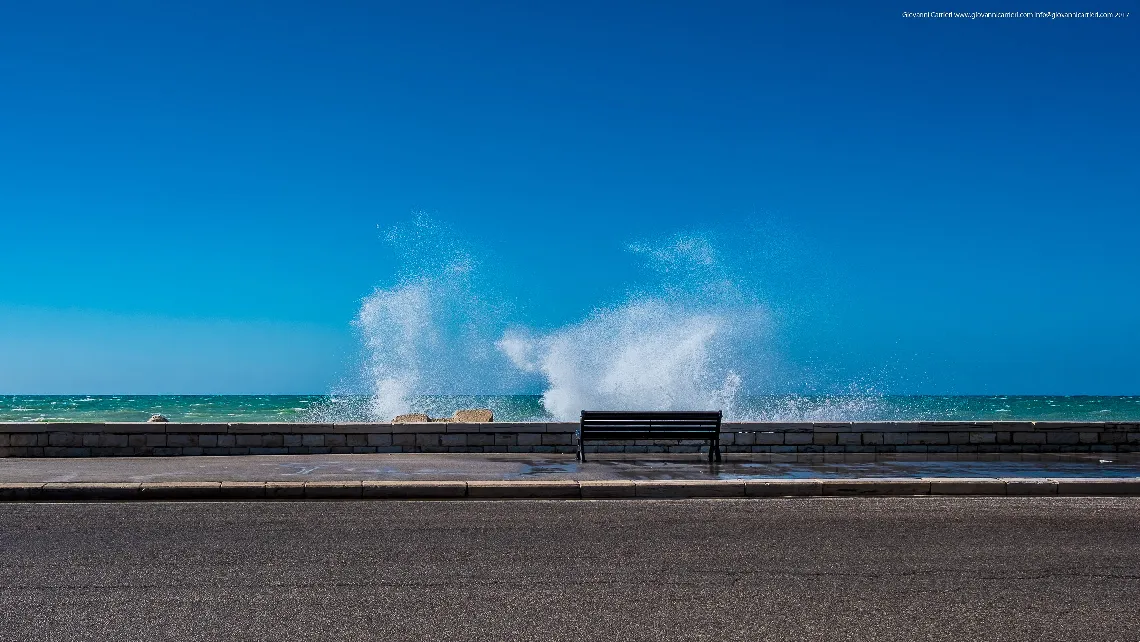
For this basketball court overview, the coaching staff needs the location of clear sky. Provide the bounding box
[1,1,1137,394]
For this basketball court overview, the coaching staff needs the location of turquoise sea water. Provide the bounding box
[2,395,1139,423]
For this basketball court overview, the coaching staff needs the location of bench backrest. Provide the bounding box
[579,410,722,439]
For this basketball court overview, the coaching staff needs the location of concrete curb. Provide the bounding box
[4,478,1140,501]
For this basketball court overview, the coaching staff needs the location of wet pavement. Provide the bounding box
[2,453,1139,483]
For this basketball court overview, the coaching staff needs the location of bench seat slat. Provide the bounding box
[582,432,719,440]
[578,410,723,462]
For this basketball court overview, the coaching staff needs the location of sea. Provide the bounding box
[9,224,1134,425]
[2,395,1139,423]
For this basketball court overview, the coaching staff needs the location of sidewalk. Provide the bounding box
[3,453,1140,500]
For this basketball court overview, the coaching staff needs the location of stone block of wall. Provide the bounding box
[908,433,949,445]
[366,434,392,447]
[517,433,542,446]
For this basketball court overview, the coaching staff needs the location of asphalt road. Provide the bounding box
[2,498,1139,641]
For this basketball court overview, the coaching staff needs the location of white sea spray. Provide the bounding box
[316,216,881,422]
[497,234,776,421]
[330,215,527,421]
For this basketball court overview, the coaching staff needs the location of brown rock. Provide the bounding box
[392,413,431,424]
[453,408,493,423]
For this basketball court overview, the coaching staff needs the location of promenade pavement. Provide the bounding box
[2,452,1139,483]
[2,497,1138,641]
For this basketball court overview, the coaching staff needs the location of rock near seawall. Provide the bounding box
[390,409,494,423]
[452,408,493,423]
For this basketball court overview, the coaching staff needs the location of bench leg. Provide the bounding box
[709,438,722,463]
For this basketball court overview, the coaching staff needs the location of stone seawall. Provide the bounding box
[0,422,1137,457]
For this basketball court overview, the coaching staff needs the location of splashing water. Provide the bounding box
[499,301,751,420]
[325,217,864,422]
[496,234,779,421]
[346,216,525,420]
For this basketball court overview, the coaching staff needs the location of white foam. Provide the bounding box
[496,234,777,421]
[499,300,752,420]
[339,215,526,421]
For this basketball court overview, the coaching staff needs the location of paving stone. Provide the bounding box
[634,480,747,498]
[218,482,267,499]
[1057,479,1140,496]
[467,480,580,499]
[303,481,363,499]
[579,480,636,498]
[362,481,467,499]
[0,483,43,500]
[745,480,822,497]
[39,483,140,500]
[822,479,931,496]
[139,482,222,500]
[265,482,306,498]
[1004,479,1058,495]
[928,479,1007,495]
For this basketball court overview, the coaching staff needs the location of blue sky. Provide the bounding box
[1,1,1137,394]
